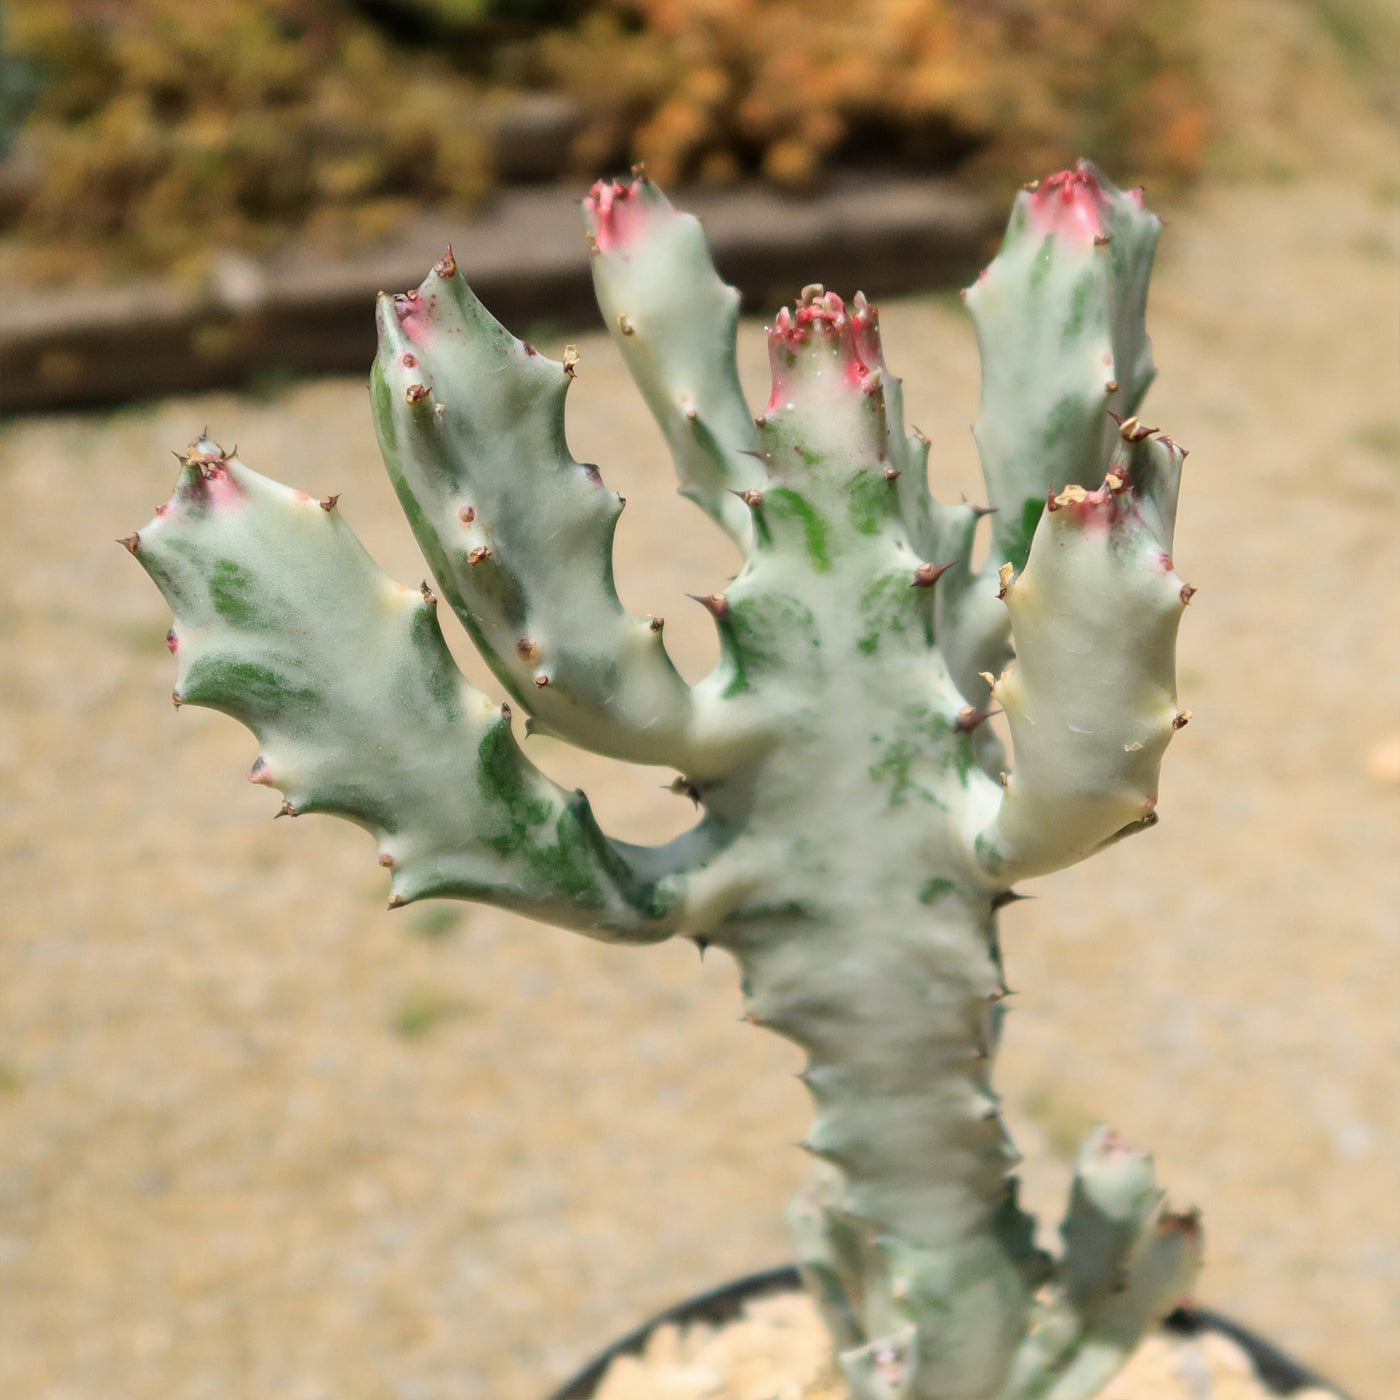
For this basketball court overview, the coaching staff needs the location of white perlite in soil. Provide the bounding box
[592,1292,1337,1400]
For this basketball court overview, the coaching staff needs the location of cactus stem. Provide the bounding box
[320,495,339,511]
[118,533,140,553]
[434,245,457,279]
[912,561,954,589]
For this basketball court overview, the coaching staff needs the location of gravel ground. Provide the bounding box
[2,48,1397,1400]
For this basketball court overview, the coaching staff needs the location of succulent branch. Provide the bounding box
[127,159,1200,1399]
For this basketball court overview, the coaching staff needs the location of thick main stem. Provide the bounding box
[718,899,1047,1397]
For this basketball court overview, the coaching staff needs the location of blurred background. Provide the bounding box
[1,2,1397,1398]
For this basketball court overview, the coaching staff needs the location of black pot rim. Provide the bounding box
[545,1265,1352,1400]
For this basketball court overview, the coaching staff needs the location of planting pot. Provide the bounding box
[546,1265,1350,1400]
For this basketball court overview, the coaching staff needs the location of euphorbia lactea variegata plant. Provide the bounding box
[125,160,1200,1399]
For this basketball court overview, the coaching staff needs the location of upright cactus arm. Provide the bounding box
[968,424,1191,885]
[1008,1130,1203,1400]
[125,439,703,935]
[584,174,764,549]
[937,161,1162,715]
[967,160,1160,569]
[373,254,702,770]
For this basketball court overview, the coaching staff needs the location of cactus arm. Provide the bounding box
[583,174,763,549]
[127,438,705,938]
[968,423,1190,886]
[1006,1128,1203,1399]
[371,256,701,770]
[965,160,1161,572]
[937,162,1163,724]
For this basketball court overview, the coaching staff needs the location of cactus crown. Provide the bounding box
[127,160,1198,1400]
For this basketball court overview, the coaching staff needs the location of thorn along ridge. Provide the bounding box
[689,592,730,620]
[913,561,954,588]
[319,495,339,511]
[1112,412,1157,443]
[956,706,992,734]
[991,890,1032,911]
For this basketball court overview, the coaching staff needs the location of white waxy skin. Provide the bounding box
[128,164,1199,1400]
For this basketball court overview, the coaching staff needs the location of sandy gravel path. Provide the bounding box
[2,117,1397,1400]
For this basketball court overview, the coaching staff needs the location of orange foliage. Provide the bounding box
[541,0,1207,190]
